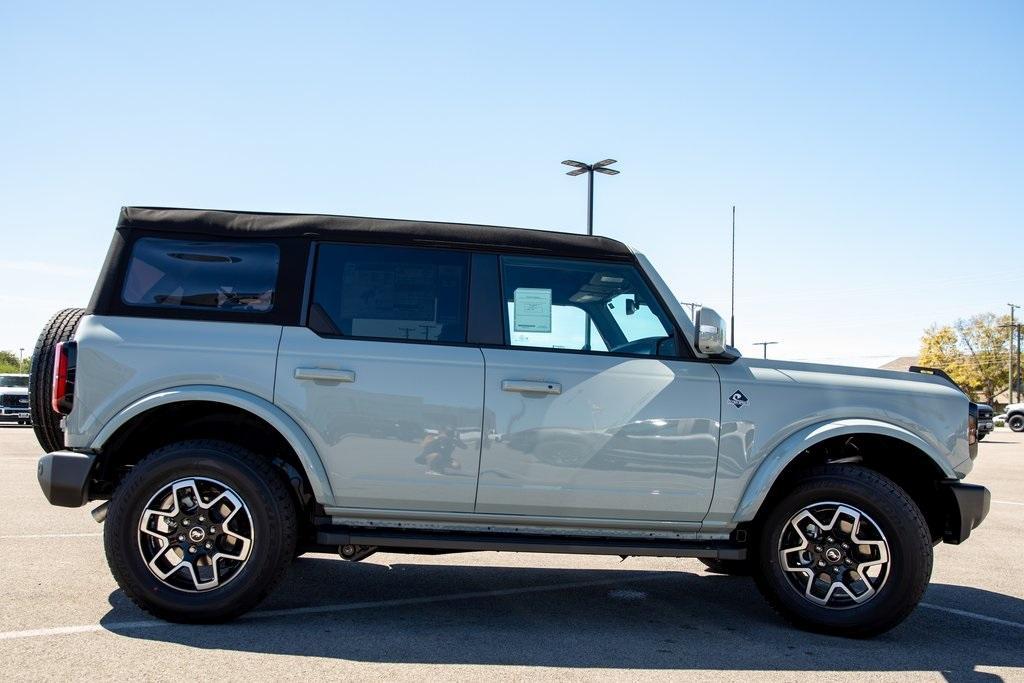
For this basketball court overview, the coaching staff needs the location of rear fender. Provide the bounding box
[90,384,334,504]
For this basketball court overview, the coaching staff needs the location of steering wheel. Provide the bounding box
[609,336,666,356]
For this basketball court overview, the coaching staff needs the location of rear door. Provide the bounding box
[275,243,485,512]
[475,255,721,522]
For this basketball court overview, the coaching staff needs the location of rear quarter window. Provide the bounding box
[122,238,279,312]
[309,243,469,343]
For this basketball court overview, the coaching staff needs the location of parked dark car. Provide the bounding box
[977,403,994,440]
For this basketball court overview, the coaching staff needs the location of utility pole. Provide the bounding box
[998,321,1022,405]
[730,205,736,348]
[19,348,24,364]
[753,341,778,359]
[1009,303,1020,404]
[679,301,701,320]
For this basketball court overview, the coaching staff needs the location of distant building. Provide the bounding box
[878,356,919,372]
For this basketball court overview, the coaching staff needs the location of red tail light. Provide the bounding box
[51,341,77,415]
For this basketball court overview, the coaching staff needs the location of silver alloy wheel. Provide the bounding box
[777,501,890,609]
[137,477,254,592]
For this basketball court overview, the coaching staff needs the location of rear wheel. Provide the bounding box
[29,308,85,453]
[1009,415,1024,433]
[104,440,297,622]
[753,465,932,638]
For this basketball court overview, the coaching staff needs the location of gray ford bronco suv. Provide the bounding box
[33,207,989,637]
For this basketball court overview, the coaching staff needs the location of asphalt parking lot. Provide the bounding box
[1,426,1022,681]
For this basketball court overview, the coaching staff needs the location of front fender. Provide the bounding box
[90,384,335,504]
[731,418,960,523]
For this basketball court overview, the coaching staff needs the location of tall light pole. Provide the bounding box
[562,159,619,235]
[753,341,779,359]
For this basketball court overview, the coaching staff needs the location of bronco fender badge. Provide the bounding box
[728,390,748,408]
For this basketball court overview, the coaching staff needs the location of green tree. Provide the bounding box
[919,313,1010,403]
[0,351,31,374]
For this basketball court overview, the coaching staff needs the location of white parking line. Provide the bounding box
[0,532,101,539]
[2,571,1023,642]
[919,602,1024,630]
[0,572,678,641]
[992,499,1024,506]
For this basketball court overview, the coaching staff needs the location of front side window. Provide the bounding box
[310,244,469,343]
[122,238,279,312]
[501,256,675,356]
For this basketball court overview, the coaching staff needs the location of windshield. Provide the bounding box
[0,376,29,388]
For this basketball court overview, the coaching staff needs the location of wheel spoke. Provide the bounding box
[148,545,187,581]
[172,480,202,512]
[139,509,174,541]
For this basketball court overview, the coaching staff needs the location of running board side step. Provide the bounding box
[315,528,746,561]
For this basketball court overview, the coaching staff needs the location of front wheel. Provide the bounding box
[753,465,932,638]
[1008,415,1024,433]
[104,440,297,623]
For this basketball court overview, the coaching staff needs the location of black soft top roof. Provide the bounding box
[118,206,634,260]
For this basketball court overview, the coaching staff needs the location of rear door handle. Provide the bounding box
[294,367,356,383]
[501,380,561,395]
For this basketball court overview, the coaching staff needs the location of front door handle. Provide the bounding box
[294,367,356,383]
[501,380,561,395]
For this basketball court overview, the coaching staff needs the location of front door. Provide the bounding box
[275,243,484,513]
[475,256,721,522]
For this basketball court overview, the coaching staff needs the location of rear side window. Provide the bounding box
[310,243,469,343]
[122,238,279,312]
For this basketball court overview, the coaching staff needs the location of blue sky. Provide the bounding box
[1,2,1021,365]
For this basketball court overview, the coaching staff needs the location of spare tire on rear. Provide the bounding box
[30,308,85,453]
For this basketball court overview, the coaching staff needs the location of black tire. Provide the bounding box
[1008,415,1024,433]
[699,557,752,576]
[104,440,297,623]
[753,465,932,638]
[29,308,85,453]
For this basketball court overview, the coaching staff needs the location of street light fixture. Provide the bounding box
[562,159,619,235]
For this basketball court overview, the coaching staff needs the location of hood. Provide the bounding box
[738,357,963,394]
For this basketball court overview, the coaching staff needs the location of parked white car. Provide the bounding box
[1005,403,1024,432]
[0,373,31,425]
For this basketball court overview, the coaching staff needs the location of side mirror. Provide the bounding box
[694,306,726,355]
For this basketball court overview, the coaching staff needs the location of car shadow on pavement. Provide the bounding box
[102,556,1023,679]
